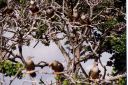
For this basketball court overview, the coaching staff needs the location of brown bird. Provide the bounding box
[80,13,86,20]
[25,56,36,77]
[79,13,91,25]
[2,7,13,15]
[89,61,100,80]
[49,60,65,85]
[49,60,64,73]
[29,0,39,14]
[46,7,54,19]
[72,9,79,22]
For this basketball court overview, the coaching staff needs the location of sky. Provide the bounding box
[0,40,113,85]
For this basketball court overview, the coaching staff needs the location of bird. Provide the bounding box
[29,0,39,14]
[72,9,79,22]
[80,13,86,20]
[46,7,54,19]
[2,7,13,15]
[25,56,36,77]
[49,60,64,73]
[79,13,91,25]
[49,60,65,85]
[89,60,100,80]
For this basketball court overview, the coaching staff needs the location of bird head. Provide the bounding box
[49,60,64,72]
[73,9,78,18]
[49,60,57,67]
[30,0,35,5]
[81,13,86,20]
[27,56,34,61]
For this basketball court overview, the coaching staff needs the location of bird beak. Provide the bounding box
[49,63,51,67]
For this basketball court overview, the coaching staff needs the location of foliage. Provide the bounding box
[62,80,69,85]
[0,0,7,9]
[0,60,24,79]
[108,32,126,74]
[119,77,126,85]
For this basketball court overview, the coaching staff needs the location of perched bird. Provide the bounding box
[46,7,54,19]
[49,60,64,73]
[2,7,13,15]
[80,13,86,20]
[89,61,100,80]
[73,9,78,18]
[72,9,79,22]
[29,0,39,14]
[80,13,91,24]
[49,60,65,85]
[25,56,36,77]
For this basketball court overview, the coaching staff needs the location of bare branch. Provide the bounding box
[35,61,49,68]
[54,39,71,62]
[79,63,89,78]
[99,57,107,79]
[9,68,23,85]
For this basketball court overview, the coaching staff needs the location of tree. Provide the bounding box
[0,0,126,85]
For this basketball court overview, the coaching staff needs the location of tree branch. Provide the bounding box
[54,40,71,62]
[99,57,107,79]
[35,61,49,68]
[79,63,89,78]
[9,68,23,85]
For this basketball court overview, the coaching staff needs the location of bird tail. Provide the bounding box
[30,72,36,77]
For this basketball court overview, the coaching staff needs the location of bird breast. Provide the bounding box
[90,67,99,79]
[92,67,99,72]
[26,60,35,71]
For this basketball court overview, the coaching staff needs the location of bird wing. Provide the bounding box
[89,66,100,79]
[26,60,35,71]
[89,69,92,77]
[30,61,35,70]
[57,63,64,72]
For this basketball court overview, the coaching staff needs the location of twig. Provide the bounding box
[75,52,94,65]
[73,0,80,10]
[90,6,93,18]
[91,10,103,21]
[35,61,49,68]
[37,61,48,65]
[22,80,37,85]
[9,68,23,85]
[54,38,71,62]
[79,63,89,78]
[99,57,107,79]
[0,79,4,85]
[100,73,126,84]
[0,46,17,58]
[33,40,39,48]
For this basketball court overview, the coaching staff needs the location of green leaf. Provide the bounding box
[62,80,69,85]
